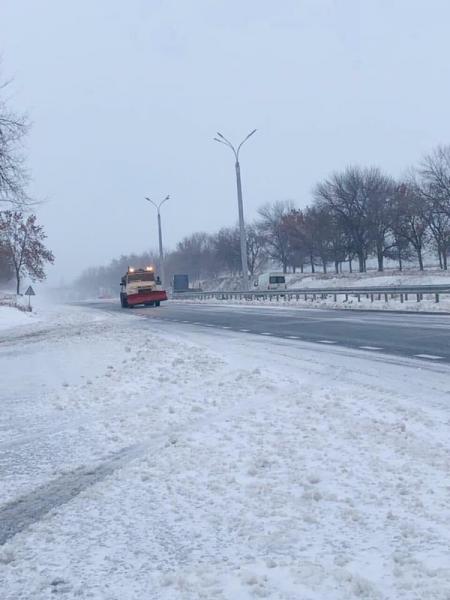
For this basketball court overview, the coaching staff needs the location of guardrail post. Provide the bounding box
[370,294,374,302]
[405,293,408,301]
[357,294,360,302]
[313,293,316,301]
[345,293,348,302]
[435,293,439,303]
[377,293,381,301]
[400,294,404,303]
[304,294,307,301]
[384,293,388,302]
[333,293,337,302]
[416,293,420,302]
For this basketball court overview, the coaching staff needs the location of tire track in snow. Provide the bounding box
[0,443,144,546]
[0,364,290,548]
[0,391,258,546]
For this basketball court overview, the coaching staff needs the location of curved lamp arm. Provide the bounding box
[213,130,257,161]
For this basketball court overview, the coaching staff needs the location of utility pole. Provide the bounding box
[214,129,257,292]
[145,195,169,286]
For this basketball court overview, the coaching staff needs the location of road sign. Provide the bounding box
[24,285,35,309]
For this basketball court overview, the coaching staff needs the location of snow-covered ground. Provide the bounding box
[1,303,450,599]
[284,268,450,289]
[0,305,38,331]
[200,268,450,292]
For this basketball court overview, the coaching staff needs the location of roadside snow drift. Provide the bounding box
[0,305,37,331]
[0,303,449,599]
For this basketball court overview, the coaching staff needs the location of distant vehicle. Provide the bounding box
[120,267,167,308]
[255,272,287,291]
[173,274,189,293]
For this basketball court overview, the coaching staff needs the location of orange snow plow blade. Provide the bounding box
[126,290,167,306]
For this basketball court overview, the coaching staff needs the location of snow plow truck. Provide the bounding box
[120,267,168,308]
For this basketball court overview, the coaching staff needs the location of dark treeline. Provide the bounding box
[76,145,450,295]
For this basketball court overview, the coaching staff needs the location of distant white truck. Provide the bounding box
[255,272,287,291]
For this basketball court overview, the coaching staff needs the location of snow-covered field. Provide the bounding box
[284,268,450,290]
[1,303,450,599]
[200,268,450,292]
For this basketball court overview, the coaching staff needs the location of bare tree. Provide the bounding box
[0,238,13,283]
[173,232,217,282]
[423,198,450,269]
[317,208,348,274]
[214,227,241,275]
[0,211,54,293]
[0,76,31,208]
[366,172,396,271]
[257,201,294,273]
[392,183,429,271]
[246,223,267,276]
[384,198,413,271]
[418,146,450,269]
[282,209,316,273]
[315,166,384,272]
[305,205,347,273]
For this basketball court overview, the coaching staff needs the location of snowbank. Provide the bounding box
[285,268,450,289]
[0,305,38,332]
[199,268,450,293]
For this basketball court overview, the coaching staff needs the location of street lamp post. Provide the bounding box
[145,195,169,286]
[214,129,257,292]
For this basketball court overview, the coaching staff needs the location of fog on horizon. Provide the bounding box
[2,0,450,285]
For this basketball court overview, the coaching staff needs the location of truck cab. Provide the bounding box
[120,267,167,307]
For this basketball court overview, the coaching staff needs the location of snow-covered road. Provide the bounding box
[1,303,450,599]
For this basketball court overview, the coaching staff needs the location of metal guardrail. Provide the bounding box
[172,284,450,305]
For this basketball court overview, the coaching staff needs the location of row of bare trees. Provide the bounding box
[76,144,450,296]
[76,226,268,295]
[259,146,450,275]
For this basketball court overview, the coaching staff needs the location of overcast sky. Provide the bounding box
[2,0,450,282]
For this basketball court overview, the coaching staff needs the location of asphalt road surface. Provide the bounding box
[88,300,450,365]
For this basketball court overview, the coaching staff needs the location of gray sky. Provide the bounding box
[2,0,450,282]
